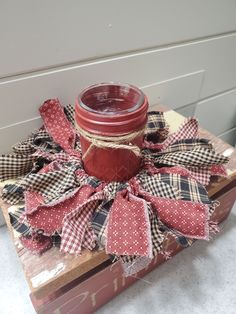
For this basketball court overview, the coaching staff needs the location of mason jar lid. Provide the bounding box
[75,82,148,136]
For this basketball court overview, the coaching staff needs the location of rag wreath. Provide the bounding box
[0,99,229,276]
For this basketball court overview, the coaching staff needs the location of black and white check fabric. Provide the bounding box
[64,104,75,126]
[151,138,213,156]
[1,183,24,204]
[154,147,228,168]
[140,176,181,200]
[146,111,167,134]
[21,164,77,201]
[0,154,36,181]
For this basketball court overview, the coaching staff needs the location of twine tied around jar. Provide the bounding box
[76,124,146,160]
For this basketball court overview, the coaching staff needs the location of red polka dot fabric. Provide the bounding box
[26,185,95,235]
[39,99,77,154]
[106,191,153,258]
[20,234,53,255]
[141,191,209,240]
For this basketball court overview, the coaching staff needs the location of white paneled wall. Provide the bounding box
[0,0,235,148]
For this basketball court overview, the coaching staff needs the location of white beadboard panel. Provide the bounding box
[1,34,236,129]
[1,0,236,77]
[195,89,236,135]
[141,71,204,108]
[218,127,236,146]
[0,118,42,154]
[176,104,196,118]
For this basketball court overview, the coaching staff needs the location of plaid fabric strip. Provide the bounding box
[60,191,104,254]
[91,200,113,246]
[32,130,62,154]
[154,148,229,168]
[139,176,181,200]
[145,111,167,134]
[8,206,31,236]
[155,173,211,205]
[12,129,60,155]
[64,104,75,126]
[40,99,77,152]
[1,183,24,204]
[144,117,199,150]
[148,203,165,256]
[0,154,36,181]
[151,138,212,156]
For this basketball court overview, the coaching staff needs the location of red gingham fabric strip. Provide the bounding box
[143,117,199,150]
[39,99,77,154]
[187,167,212,186]
[139,189,209,240]
[60,191,105,254]
[106,190,153,258]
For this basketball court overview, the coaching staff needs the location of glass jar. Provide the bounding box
[75,83,148,182]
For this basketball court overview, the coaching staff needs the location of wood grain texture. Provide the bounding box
[1,107,236,301]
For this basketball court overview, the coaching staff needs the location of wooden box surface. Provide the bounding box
[1,107,236,314]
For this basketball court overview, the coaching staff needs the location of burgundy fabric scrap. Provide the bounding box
[210,164,227,177]
[26,185,95,235]
[140,189,209,240]
[106,191,153,258]
[39,99,79,156]
[20,234,53,255]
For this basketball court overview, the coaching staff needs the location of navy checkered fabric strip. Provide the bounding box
[151,138,213,155]
[9,207,31,236]
[148,204,165,255]
[145,111,167,134]
[140,176,181,199]
[21,165,78,201]
[1,183,24,204]
[154,147,228,168]
[155,173,212,205]
[0,154,36,181]
[91,200,113,246]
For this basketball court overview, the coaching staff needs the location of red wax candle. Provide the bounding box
[75,83,148,182]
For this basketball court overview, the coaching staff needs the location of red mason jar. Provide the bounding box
[75,83,148,182]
